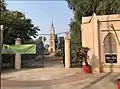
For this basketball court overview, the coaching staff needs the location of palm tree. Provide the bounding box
[43,37,46,45]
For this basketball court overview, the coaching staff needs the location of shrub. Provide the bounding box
[55,50,63,57]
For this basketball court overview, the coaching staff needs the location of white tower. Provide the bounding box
[49,21,55,55]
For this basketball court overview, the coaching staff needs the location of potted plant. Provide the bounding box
[117,79,120,89]
[81,47,91,73]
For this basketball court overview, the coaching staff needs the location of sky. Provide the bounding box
[6,0,73,44]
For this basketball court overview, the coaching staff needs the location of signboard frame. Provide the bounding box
[105,53,117,63]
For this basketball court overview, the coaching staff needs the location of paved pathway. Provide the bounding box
[1,68,120,89]
[43,55,64,68]
[1,68,81,81]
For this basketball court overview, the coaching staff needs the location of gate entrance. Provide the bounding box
[21,44,44,68]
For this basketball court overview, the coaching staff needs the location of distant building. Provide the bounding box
[49,21,55,55]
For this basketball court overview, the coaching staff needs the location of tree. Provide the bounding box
[66,0,120,50]
[44,44,49,53]
[0,1,41,68]
[2,11,40,44]
[69,19,81,50]
[43,37,46,45]
[0,1,40,44]
[35,36,43,44]
[0,0,6,11]
[34,36,44,55]
[58,37,64,52]
[66,0,120,21]
[55,34,58,50]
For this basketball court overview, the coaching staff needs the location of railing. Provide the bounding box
[2,44,45,69]
[70,51,84,68]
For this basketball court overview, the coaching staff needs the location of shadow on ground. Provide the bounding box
[81,72,112,89]
[1,68,40,74]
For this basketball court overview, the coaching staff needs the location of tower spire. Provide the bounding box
[50,20,55,35]
[51,20,54,29]
[49,20,55,55]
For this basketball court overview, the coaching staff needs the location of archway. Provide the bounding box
[103,33,117,54]
[103,33,117,72]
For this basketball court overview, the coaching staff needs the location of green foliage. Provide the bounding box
[3,11,40,44]
[58,37,64,51]
[43,37,46,43]
[55,34,58,50]
[44,44,50,54]
[66,0,120,21]
[55,36,64,56]
[55,50,63,57]
[0,1,6,11]
[69,19,81,50]
[71,47,90,66]
[66,0,120,51]
[23,39,34,44]
[34,36,43,45]
[1,1,41,69]
[0,1,40,44]
[45,44,49,49]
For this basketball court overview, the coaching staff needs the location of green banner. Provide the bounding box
[2,44,36,54]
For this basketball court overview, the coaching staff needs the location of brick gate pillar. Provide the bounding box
[65,32,70,68]
[15,38,21,70]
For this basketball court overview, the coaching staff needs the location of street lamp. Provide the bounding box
[0,25,4,69]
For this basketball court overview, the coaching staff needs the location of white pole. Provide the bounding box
[0,25,4,69]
